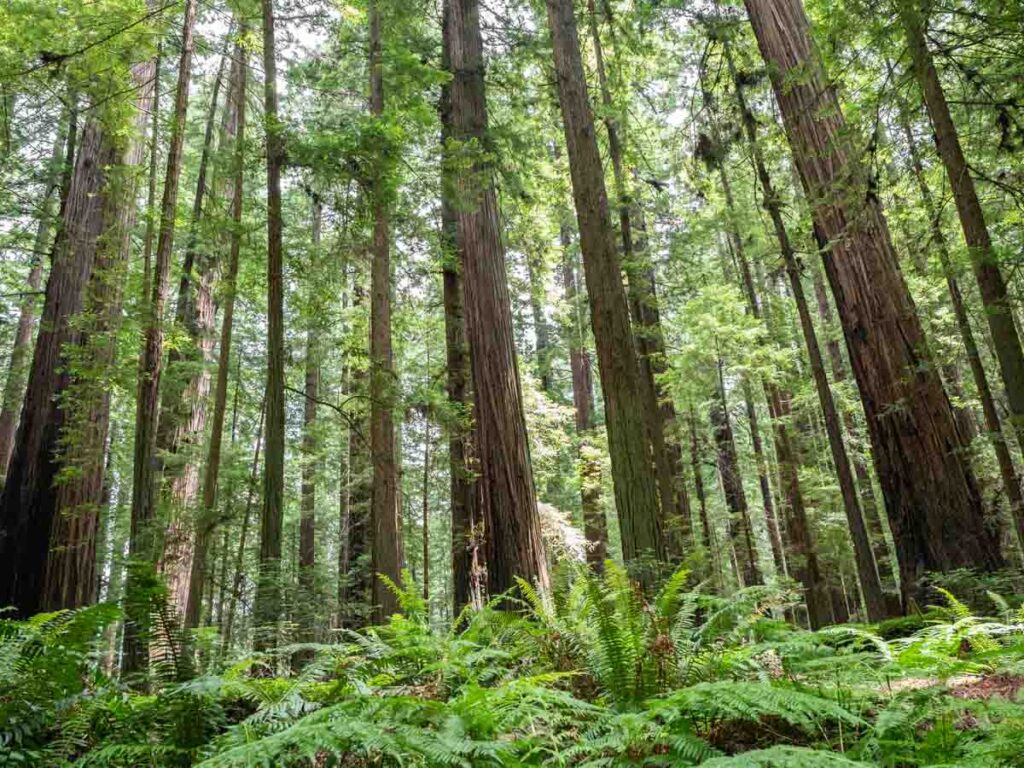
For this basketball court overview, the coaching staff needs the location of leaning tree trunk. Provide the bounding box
[122,0,199,679]
[743,0,1002,606]
[447,0,549,599]
[545,0,664,577]
[899,0,1024,457]
[186,36,248,629]
[0,56,155,618]
[438,20,482,615]
[725,42,888,620]
[810,260,897,594]
[715,159,827,625]
[367,0,403,622]
[898,107,1024,552]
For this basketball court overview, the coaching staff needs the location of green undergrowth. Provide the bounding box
[3,567,1024,767]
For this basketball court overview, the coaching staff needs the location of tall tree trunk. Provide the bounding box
[337,361,350,628]
[341,278,371,628]
[688,406,724,588]
[421,409,430,603]
[898,108,1024,552]
[222,399,265,658]
[899,1,1024,456]
[367,0,402,622]
[545,0,663,577]
[0,55,155,618]
[559,220,608,569]
[765,385,831,627]
[297,196,320,649]
[725,42,888,620]
[810,260,897,593]
[122,0,199,678]
[255,0,286,651]
[140,46,163,319]
[447,0,549,599]
[186,36,248,630]
[438,48,481,615]
[586,0,690,554]
[741,381,786,574]
[743,0,1002,606]
[525,251,553,392]
[710,359,761,587]
[715,160,827,624]
[0,112,68,476]
[157,47,230,619]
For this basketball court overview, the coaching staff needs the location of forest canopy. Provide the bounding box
[1,0,1024,765]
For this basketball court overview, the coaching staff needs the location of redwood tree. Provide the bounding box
[742,0,1003,603]
[367,0,402,622]
[0,56,155,617]
[446,0,549,599]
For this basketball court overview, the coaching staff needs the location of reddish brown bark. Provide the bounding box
[810,261,897,594]
[156,49,230,618]
[122,0,198,677]
[898,109,1024,553]
[586,0,690,555]
[439,69,481,613]
[743,0,1002,604]
[0,57,155,617]
[367,0,402,622]
[448,0,549,599]
[255,0,286,649]
[0,118,66,477]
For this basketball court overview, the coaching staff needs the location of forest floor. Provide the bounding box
[3,569,1024,766]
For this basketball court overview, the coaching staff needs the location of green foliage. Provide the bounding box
[4,573,1024,766]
